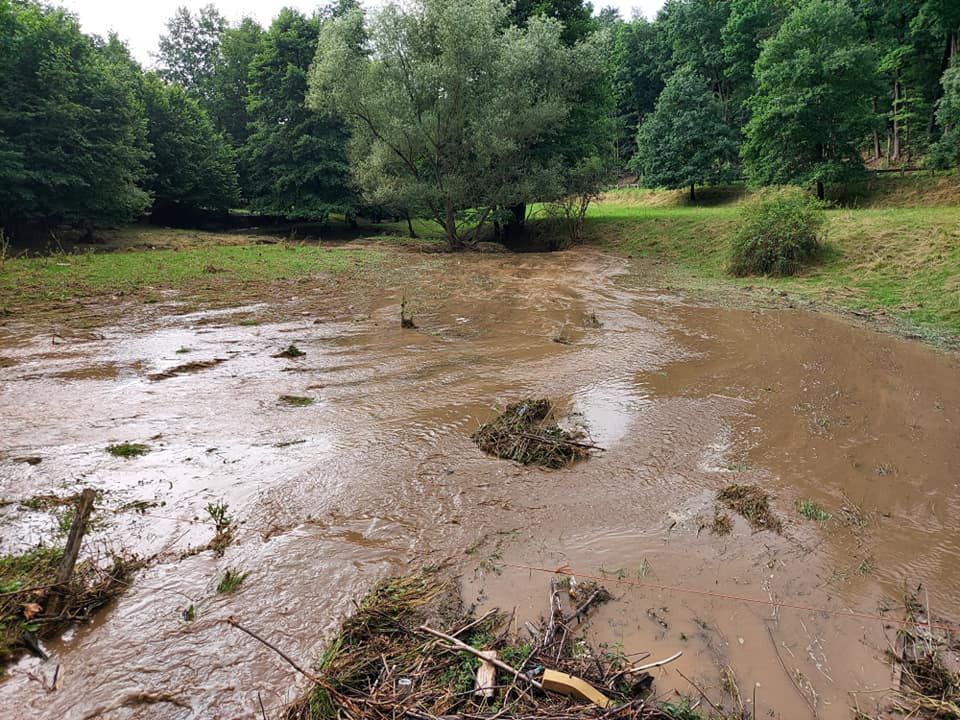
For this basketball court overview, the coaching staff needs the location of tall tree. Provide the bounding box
[511,0,596,45]
[742,0,881,199]
[611,18,665,168]
[141,74,239,220]
[156,4,227,100]
[632,67,736,200]
[0,0,149,236]
[243,8,354,219]
[309,0,610,248]
[207,18,263,149]
[928,60,960,166]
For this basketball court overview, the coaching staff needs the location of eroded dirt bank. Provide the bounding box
[0,248,957,719]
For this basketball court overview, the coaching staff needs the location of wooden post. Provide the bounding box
[47,488,96,618]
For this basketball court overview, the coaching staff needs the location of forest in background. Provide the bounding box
[2,0,960,248]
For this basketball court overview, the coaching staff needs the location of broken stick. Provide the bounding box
[419,625,543,690]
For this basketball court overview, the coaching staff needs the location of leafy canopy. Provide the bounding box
[741,0,881,193]
[243,8,354,220]
[632,66,737,196]
[308,0,611,247]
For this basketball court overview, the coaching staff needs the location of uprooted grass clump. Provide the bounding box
[286,570,689,720]
[472,399,591,469]
[273,344,306,359]
[717,484,783,533]
[279,395,315,407]
[0,546,138,668]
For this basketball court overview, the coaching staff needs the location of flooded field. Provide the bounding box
[1,248,958,719]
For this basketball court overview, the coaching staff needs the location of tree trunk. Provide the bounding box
[404,211,416,239]
[816,180,825,201]
[871,97,882,162]
[689,183,696,202]
[444,199,460,250]
[506,202,526,239]
[892,76,901,161]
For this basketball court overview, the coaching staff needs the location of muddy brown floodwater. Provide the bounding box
[1,248,958,719]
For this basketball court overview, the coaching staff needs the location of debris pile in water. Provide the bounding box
[716,484,783,533]
[285,570,685,719]
[472,398,595,469]
[889,591,960,718]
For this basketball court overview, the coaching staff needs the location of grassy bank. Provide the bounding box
[0,231,386,311]
[586,187,960,341]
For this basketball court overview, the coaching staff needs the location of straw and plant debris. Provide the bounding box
[472,399,598,469]
[0,546,138,668]
[716,484,782,533]
[284,570,690,719]
[887,590,960,718]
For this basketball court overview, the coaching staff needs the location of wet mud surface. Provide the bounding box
[1,248,958,719]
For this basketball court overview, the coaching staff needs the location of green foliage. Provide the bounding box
[310,0,612,247]
[216,568,248,594]
[729,188,826,276]
[244,9,354,219]
[929,61,960,167]
[142,75,239,215]
[798,499,831,522]
[610,19,665,164]
[207,18,264,149]
[633,67,737,197]
[742,0,881,195]
[0,0,150,236]
[156,4,227,99]
[106,442,151,458]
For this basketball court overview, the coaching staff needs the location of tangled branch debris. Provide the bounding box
[472,399,599,469]
[716,484,782,534]
[284,571,685,719]
[890,591,960,718]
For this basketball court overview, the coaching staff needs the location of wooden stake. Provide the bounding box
[47,488,96,617]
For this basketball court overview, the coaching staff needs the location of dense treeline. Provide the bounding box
[2,0,960,244]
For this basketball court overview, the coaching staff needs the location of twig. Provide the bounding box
[624,651,683,674]
[767,626,818,719]
[451,607,499,638]
[676,669,724,716]
[514,432,606,451]
[419,625,543,690]
[227,616,324,685]
[258,691,267,720]
[563,588,609,625]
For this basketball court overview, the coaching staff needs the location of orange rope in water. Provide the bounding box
[501,561,960,633]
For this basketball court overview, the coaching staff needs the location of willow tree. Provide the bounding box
[308,0,610,248]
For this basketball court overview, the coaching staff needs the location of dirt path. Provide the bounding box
[0,248,957,719]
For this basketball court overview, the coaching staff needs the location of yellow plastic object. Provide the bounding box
[541,668,612,708]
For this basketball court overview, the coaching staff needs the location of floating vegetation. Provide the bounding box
[472,399,597,469]
[206,501,235,556]
[106,442,150,458]
[148,358,226,380]
[710,507,733,535]
[273,344,306,359]
[717,484,782,533]
[401,295,416,329]
[279,395,314,407]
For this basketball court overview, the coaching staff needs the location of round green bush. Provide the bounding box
[728,188,826,276]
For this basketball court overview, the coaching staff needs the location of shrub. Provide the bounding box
[728,188,826,276]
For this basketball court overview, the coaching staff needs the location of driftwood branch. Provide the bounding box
[514,432,606,451]
[227,617,325,686]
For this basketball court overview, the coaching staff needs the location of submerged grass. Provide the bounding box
[106,442,150,458]
[472,399,590,469]
[797,499,830,522]
[716,484,783,533]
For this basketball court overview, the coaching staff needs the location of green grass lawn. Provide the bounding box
[585,189,960,340]
[1,242,384,307]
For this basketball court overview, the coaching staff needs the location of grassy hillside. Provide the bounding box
[586,184,960,341]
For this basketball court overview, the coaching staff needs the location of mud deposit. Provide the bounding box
[1,249,958,719]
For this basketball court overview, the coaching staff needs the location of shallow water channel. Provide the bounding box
[1,249,958,719]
